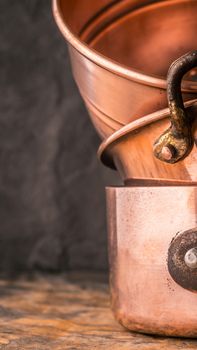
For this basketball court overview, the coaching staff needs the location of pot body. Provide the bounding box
[106,186,197,337]
[53,0,197,139]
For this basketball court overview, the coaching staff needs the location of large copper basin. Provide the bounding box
[53,0,197,139]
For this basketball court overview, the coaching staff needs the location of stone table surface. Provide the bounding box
[0,273,196,349]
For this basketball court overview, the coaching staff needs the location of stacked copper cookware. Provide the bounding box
[53,0,197,337]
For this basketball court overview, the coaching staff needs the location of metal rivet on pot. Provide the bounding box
[184,248,197,269]
[161,146,173,161]
[160,144,177,161]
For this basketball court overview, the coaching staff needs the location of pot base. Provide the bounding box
[106,185,197,337]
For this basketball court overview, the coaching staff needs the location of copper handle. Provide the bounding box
[153,51,197,164]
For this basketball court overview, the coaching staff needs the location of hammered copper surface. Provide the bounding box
[53,0,197,139]
[106,186,197,337]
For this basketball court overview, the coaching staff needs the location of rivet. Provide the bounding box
[161,145,174,161]
[184,248,197,269]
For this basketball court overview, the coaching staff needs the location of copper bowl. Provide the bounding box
[53,0,197,139]
[99,99,197,183]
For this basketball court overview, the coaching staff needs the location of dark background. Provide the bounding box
[0,1,119,275]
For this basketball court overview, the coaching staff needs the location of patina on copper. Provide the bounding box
[154,51,197,164]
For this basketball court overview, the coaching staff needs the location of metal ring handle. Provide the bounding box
[153,51,197,164]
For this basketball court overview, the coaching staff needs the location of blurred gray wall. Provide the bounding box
[0,1,119,275]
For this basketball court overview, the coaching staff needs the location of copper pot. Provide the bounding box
[107,185,197,337]
[53,0,197,139]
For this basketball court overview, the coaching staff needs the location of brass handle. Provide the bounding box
[153,51,197,164]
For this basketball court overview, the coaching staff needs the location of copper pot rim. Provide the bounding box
[53,0,197,91]
[98,99,197,169]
